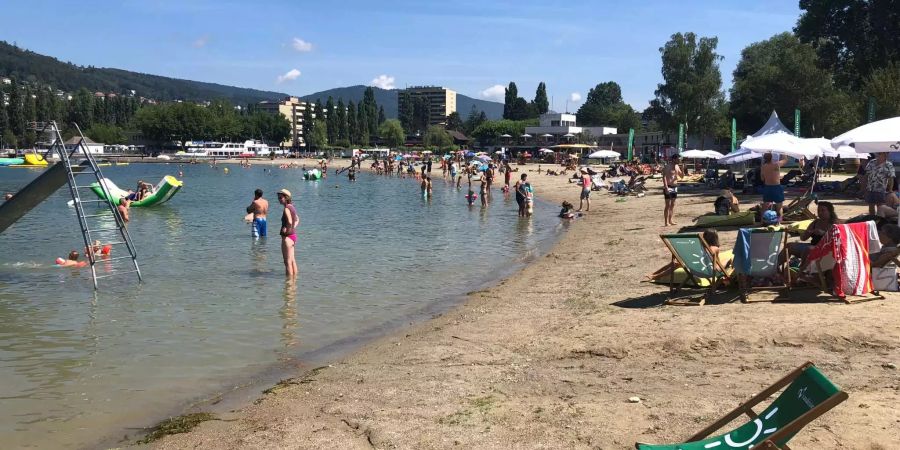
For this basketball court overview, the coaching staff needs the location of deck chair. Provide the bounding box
[781,196,816,222]
[805,221,885,303]
[659,233,732,306]
[733,228,790,303]
[636,361,848,450]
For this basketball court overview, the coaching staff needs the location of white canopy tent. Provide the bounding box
[831,117,900,153]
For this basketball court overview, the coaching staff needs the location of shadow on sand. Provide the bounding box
[610,285,873,309]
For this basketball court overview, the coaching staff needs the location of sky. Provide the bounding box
[2,0,801,112]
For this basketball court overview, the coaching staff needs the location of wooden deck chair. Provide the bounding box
[733,228,790,303]
[806,221,885,303]
[636,361,848,450]
[659,233,732,306]
[781,196,816,222]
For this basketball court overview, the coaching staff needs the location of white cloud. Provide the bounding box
[291,38,313,52]
[192,35,209,48]
[276,69,302,84]
[480,84,506,101]
[569,92,582,103]
[370,74,396,90]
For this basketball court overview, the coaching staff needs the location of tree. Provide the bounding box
[7,79,25,136]
[730,32,857,138]
[446,111,463,132]
[503,82,518,119]
[509,97,530,121]
[208,99,243,141]
[532,82,549,115]
[168,102,212,149]
[245,112,291,145]
[336,98,348,142]
[411,96,429,133]
[363,86,378,136]
[357,104,370,146]
[471,119,528,145]
[424,125,452,150]
[68,88,94,130]
[302,102,314,149]
[378,106,386,125]
[796,1,900,89]
[309,118,328,150]
[86,123,127,144]
[325,96,337,144]
[864,63,900,119]
[654,32,727,145]
[378,119,405,148]
[576,81,640,131]
[347,101,358,145]
[642,99,670,132]
[398,92,413,131]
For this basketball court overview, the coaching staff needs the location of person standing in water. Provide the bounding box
[277,189,300,277]
[662,155,683,226]
[117,197,131,223]
[247,189,269,238]
[514,173,529,217]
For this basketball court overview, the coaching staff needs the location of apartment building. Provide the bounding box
[257,96,310,148]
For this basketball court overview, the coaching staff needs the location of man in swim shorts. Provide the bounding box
[761,153,787,220]
[247,188,269,238]
[662,155,683,226]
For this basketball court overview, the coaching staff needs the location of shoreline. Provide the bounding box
[142,163,899,449]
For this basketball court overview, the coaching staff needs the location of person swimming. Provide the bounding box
[56,250,88,268]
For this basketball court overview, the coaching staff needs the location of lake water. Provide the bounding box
[0,163,560,449]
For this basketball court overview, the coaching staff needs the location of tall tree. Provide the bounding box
[730,32,857,138]
[208,99,242,141]
[7,79,25,136]
[398,92,413,131]
[325,96,337,144]
[446,111,463,132]
[796,0,900,89]
[377,106,386,125]
[654,32,727,145]
[302,102,314,149]
[503,82,518,119]
[347,101,358,145]
[309,118,328,150]
[411,96,430,132]
[363,86,378,137]
[532,82,549,115]
[336,98,348,142]
[464,105,487,135]
[357,103,370,146]
[68,88,94,130]
[378,119,405,148]
[864,62,900,119]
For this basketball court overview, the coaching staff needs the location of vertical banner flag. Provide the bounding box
[867,97,876,123]
[677,123,684,151]
[794,109,800,137]
[731,118,736,152]
[627,128,634,160]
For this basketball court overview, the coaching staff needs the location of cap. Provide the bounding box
[277,189,291,198]
[762,210,778,225]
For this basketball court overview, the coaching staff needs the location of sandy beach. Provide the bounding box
[150,160,900,449]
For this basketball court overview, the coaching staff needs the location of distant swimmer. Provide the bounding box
[4,193,12,201]
[56,250,88,268]
[85,240,112,259]
[247,188,269,238]
[348,166,357,182]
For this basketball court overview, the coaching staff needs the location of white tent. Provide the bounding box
[751,111,793,138]
[831,117,900,153]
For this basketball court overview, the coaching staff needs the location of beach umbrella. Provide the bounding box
[539,148,554,154]
[442,154,452,159]
[500,134,512,138]
[741,132,823,160]
[521,134,532,138]
[825,145,869,159]
[702,150,725,159]
[718,148,761,164]
[563,133,575,137]
[541,133,553,138]
[679,149,710,159]
[588,150,620,159]
[477,155,491,161]
[831,117,900,153]
[394,155,403,161]
[464,151,476,158]
[522,152,533,158]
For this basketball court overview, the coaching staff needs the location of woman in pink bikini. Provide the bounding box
[277,189,300,277]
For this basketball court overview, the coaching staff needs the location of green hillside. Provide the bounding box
[0,41,286,105]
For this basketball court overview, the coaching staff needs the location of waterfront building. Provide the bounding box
[524,112,617,141]
[257,96,312,149]
[397,86,457,126]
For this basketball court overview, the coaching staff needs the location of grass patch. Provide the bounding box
[438,396,497,426]
[137,412,216,444]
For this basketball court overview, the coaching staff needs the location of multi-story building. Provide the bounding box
[398,86,457,126]
[524,112,617,139]
[257,96,311,148]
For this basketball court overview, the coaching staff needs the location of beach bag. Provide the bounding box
[872,266,899,292]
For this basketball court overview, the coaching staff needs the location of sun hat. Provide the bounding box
[580,167,588,173]
[762,210,778,225]
[277,188,291,198]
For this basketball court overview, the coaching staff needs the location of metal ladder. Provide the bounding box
[36,121,142,289]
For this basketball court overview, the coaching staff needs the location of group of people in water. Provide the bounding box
[245,187,299,277]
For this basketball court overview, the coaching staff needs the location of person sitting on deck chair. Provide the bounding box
[713,189,740,215]
[647,229,732,282]
[871,223,900,268]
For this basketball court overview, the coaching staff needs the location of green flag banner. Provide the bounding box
[627,128,634,160]
[677,123,684,151]
[731,118,736,152]
[868,97,876,123]
[794,109,800,137]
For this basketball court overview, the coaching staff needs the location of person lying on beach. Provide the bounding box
[56,250,88,268]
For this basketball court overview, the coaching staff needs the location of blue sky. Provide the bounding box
[2,0,800,111]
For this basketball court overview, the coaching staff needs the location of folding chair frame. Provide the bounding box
[660,234,732,306]
[740,231,791,303]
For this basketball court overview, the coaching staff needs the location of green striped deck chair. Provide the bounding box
[660,233,731,306]
[636,362,848,450]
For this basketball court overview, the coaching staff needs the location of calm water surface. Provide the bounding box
[0,163,559,449]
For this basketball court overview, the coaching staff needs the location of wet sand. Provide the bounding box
[151,162,900,449]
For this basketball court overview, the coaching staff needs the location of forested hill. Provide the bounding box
[302,85,504,120]
[0,41,287,105]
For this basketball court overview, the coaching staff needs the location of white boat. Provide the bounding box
[177,140,271,159]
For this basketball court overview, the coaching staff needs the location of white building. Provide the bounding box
[525,112,616,140]
[64,136,105,155]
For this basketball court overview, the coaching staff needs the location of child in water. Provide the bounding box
[56,250,88,268]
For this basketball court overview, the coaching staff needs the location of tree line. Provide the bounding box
[304,86,388,150]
